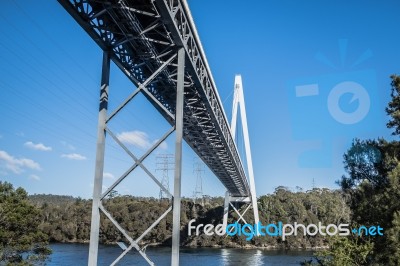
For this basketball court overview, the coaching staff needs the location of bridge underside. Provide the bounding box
[59,0,250,197]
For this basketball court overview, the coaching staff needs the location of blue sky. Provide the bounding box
[0,0,399,198]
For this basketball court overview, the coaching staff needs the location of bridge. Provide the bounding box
[58,0,260,265]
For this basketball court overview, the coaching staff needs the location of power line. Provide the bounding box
[10,0,98,83]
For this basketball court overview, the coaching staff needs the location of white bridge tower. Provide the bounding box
[223,75,260,229]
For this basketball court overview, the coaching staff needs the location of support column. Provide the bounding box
[171,48,185,266]
[236,75,260,227]
[230,75,260,230]
[88,51,110,266]
[223,191,230,230]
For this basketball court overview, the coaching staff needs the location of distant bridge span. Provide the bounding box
[58,0,260,265]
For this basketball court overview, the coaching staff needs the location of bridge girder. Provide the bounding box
[59,0,251,197]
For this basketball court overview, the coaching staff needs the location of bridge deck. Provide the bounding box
[59,0,250,197]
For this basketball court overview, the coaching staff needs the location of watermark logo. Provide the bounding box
[327,81,370,125]
[188,219,384,241]
[287,39,380,167]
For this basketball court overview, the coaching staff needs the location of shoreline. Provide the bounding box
[49,240,327,251]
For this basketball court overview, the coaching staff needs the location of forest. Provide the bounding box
[27,187,349,250]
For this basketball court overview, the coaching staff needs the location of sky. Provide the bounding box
[0,0,399,198]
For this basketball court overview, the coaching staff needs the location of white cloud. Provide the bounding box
[29,174,40,181]
[0,150,41,174]
[117,131,168,150]
[24,141,52,151]
[103,172,115,179]
[117,130,151,149]
[61,153,87,160]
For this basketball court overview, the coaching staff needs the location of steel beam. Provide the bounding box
[222,191,230,230]
[171,47,185,266]
[88,51,110,266]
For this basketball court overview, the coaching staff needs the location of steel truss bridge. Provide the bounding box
[58,0,260,265]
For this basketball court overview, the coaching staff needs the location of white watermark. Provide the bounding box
[188,219,383,241]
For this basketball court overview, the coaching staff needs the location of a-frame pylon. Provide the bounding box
[223,75,260,229]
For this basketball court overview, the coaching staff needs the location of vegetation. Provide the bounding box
[25,188,349,250]
[0,182,51,265]
[257,187,350,249]
[305,75,400,265]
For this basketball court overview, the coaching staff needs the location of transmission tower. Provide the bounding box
[156,154,174,200]
[192,159,205,206]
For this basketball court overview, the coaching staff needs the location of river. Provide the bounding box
[47,243,315,265]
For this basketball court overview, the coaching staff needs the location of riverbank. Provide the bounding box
[50,239,329,251]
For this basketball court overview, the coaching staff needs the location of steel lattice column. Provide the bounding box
[87,48,186,266]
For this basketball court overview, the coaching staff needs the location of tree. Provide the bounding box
[386,74,400,135]
[338,138,384,190]
[320,75,400,265]
[315,236,373,266]
[0,182,51,264]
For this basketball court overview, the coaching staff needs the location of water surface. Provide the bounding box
[48,243,314,265]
